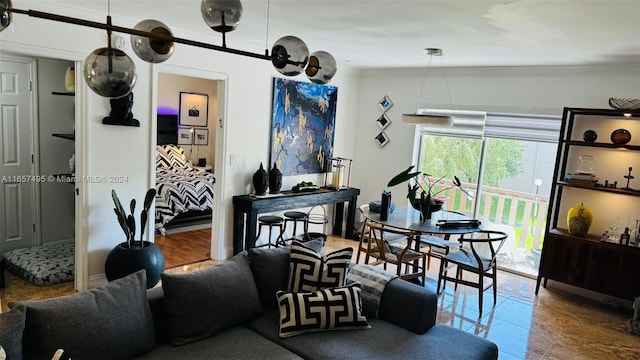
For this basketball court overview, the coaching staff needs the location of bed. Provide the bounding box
[155,145,216,234]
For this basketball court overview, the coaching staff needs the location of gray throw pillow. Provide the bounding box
[0,304,26,360]
[14,270,156,360]
[248,238,324,309]
[161,252,263,346]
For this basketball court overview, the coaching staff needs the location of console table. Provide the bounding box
[232,187,360,254]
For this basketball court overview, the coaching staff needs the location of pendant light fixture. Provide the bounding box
[402,48,454,126]
[2,0,340,95]
[83,1,136,98]
[131,19,174,63]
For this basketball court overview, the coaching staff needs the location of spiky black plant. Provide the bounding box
[111,188,156,249]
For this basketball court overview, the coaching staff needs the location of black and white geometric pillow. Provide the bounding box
[288,241,353,293]
[155,145,190,170]
[276,283,371,338]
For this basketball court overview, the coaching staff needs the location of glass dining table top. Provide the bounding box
[362,206,482,235]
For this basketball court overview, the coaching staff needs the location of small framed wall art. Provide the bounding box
[179,92,209,127]
[194,128,209,146]
[378,95,393,113]
[374,131,389,148]
[177,127,193,145]
[376,113,391,130]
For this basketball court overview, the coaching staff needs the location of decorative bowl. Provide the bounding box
[608,97,640,110]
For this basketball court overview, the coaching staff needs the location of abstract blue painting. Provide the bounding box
[269,78,338,176]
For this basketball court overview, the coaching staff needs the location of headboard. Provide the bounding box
[157,114,178,145]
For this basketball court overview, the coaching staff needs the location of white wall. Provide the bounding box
[352,65,640,208]
[0,2,360,287]
[37,58,75,244]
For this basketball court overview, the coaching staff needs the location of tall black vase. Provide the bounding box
[269,163,283,194]
[104,241,165,289]
[253,162,268,196]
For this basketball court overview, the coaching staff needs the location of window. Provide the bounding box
[415,110,560,277]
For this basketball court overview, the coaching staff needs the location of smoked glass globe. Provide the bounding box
[83,47,137,98]
[271,36,309,76]
[201,0,243,33]
[305,51,337,84]
[131,19,174,63]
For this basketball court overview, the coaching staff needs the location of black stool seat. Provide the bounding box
[256,215,286,248]
[284,211,307,219]
[259,215,284,224]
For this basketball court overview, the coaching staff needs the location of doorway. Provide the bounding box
[152,67,227,267]
[0,53,77,289]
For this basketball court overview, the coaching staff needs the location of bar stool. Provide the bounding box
[283,211,308,243]
[256,215,286,248]
[303,205,329,243]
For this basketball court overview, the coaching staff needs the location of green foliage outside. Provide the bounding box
[419,135,546,251]
[419,136,523,186]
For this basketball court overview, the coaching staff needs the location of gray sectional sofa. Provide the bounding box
[1,244,499,360]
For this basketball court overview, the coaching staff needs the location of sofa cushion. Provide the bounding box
[288,241,352,292]
[15,269,156,360]
[160,252,262,346]
[249,239,323,309]
[0,303,26,360]
[134,326,302,360]
[248,311,498,360]
[276,283,370,338]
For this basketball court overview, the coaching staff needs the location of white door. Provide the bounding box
[0,56,37,253]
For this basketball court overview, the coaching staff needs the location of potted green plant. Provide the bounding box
[105,188,165,288]
[387,165,472,221]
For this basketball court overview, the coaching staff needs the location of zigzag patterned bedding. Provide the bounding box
[155,145,216,234]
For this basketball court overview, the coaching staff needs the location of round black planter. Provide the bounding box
[105,241,165,289]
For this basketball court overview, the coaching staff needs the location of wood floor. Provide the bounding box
[2,229,638,359]
[154,229,212,269]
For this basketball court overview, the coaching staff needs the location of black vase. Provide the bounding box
[253,162,268,196]
[104,241,165,289]
[269,163,283,194]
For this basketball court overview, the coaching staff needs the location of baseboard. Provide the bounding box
[545,280,634,311]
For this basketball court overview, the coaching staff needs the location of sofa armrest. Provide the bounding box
[377,278,437,334]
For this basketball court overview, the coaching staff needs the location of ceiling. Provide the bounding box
[25,0,640,69]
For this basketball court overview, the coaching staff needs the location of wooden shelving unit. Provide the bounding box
[536,107,640,300]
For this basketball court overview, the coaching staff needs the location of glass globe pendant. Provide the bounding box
[0,0,11,32]
[271,36,309,76]
[131,19,174,63]
[201,0,242,33]
[305,51,337,84]
[83,46,136,98]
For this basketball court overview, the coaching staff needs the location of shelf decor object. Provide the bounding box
[611,128,631,144]
[609,97,640,110]
[567,203,593,237]
[583,129,597,142]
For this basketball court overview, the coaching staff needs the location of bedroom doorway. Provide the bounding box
[153,68,226,268]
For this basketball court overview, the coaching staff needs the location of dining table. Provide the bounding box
[362,205,482,237]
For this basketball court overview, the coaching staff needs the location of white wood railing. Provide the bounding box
[431,180,550,251]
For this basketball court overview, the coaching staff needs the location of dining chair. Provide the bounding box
[365,222,426,284]
[355,204,408,265]
[436,230,508,315]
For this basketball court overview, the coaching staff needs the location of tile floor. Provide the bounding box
[2,236,639,359]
